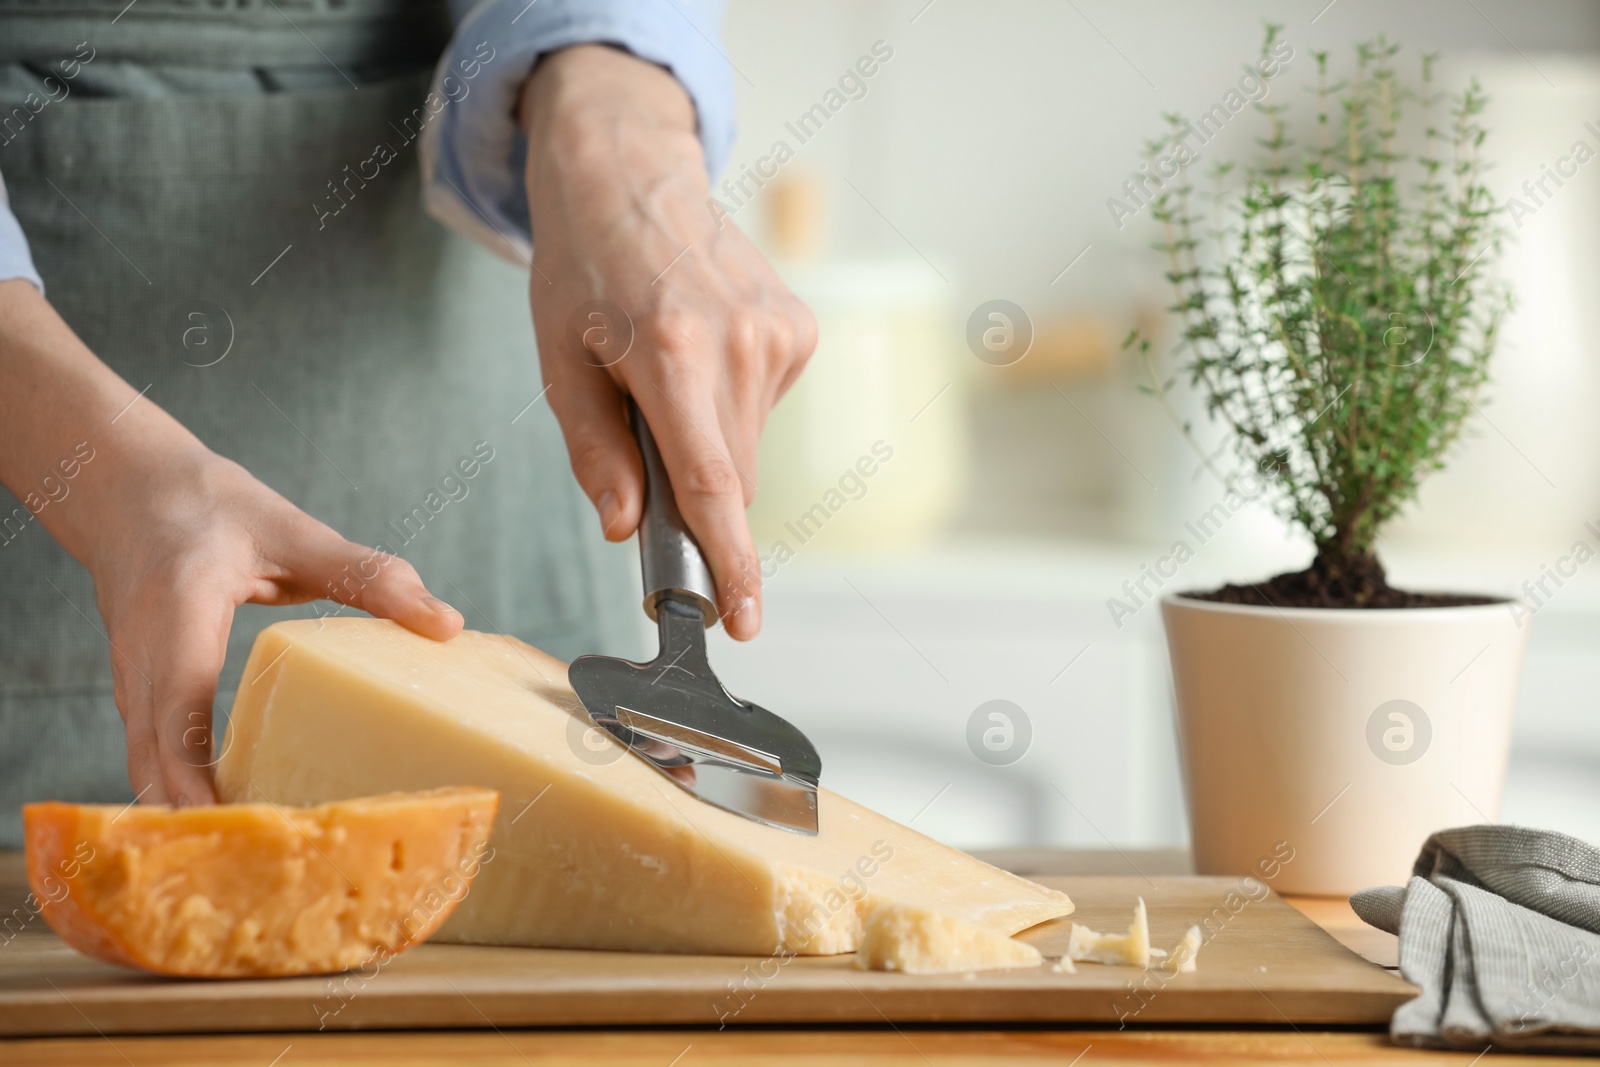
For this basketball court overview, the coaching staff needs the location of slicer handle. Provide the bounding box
[630,397,718,628]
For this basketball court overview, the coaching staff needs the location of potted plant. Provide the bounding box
[1139,33,1524,894]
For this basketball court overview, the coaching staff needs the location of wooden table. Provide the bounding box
[0,849,1566,1066]
[0,1028,1558,1066]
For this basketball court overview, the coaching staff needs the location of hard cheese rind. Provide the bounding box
[216,619,1073,956]
[24,788,497,977]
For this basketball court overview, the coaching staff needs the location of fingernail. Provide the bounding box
[423,595,456,614]
[597,490,620,535]
[727,595,759,636]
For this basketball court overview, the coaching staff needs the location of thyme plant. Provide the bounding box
[1140,29,1510,602]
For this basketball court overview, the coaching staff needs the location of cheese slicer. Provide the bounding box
[568,399,822,835]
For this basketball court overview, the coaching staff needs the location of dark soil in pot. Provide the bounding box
[1187,549,1499,609]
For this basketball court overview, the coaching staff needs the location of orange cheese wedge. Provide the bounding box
[24,787,498,978]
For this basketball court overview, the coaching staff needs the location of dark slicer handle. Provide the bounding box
[630,397,718,628]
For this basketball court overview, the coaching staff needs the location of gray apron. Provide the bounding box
[0,1,644,846]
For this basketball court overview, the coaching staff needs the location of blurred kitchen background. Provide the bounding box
[694,0,1600,851]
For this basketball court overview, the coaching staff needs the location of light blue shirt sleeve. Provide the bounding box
[422,0,735,265]
[0,170,43,292]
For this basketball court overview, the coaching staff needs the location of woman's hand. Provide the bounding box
[520,45,817,640]
[0,280,462,807]
[86,446,463,808]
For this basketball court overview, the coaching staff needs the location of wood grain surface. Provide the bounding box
[0,870,1412,1036]
[7,848,1579,1065]
[978,848,1402,970]
[0,1028,1555,1067]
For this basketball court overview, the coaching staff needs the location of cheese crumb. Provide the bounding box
[1058,903,1206,975]
[1065,897,1150,967]
[1162,924,1202,975]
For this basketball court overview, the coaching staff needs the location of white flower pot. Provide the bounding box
[1161,595,1528,895]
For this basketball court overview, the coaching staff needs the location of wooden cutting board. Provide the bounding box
[0,871,1413,1036]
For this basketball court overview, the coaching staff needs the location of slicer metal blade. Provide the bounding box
[569,400,821,835]
[570,596,820,834]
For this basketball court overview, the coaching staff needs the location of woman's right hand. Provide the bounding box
[0,279,462,808]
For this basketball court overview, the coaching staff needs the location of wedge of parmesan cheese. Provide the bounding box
[1065,896,1150,967]
[853,901,1044,974]
[216,620,1074,957]
[24,788,497,977]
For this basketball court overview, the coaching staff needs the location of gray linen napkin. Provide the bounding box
[1351,825,1600,1052]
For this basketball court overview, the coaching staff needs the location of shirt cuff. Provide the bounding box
[0,170,44,293]
[422,0,734,266]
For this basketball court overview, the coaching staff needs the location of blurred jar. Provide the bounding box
[749,173,967,554]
